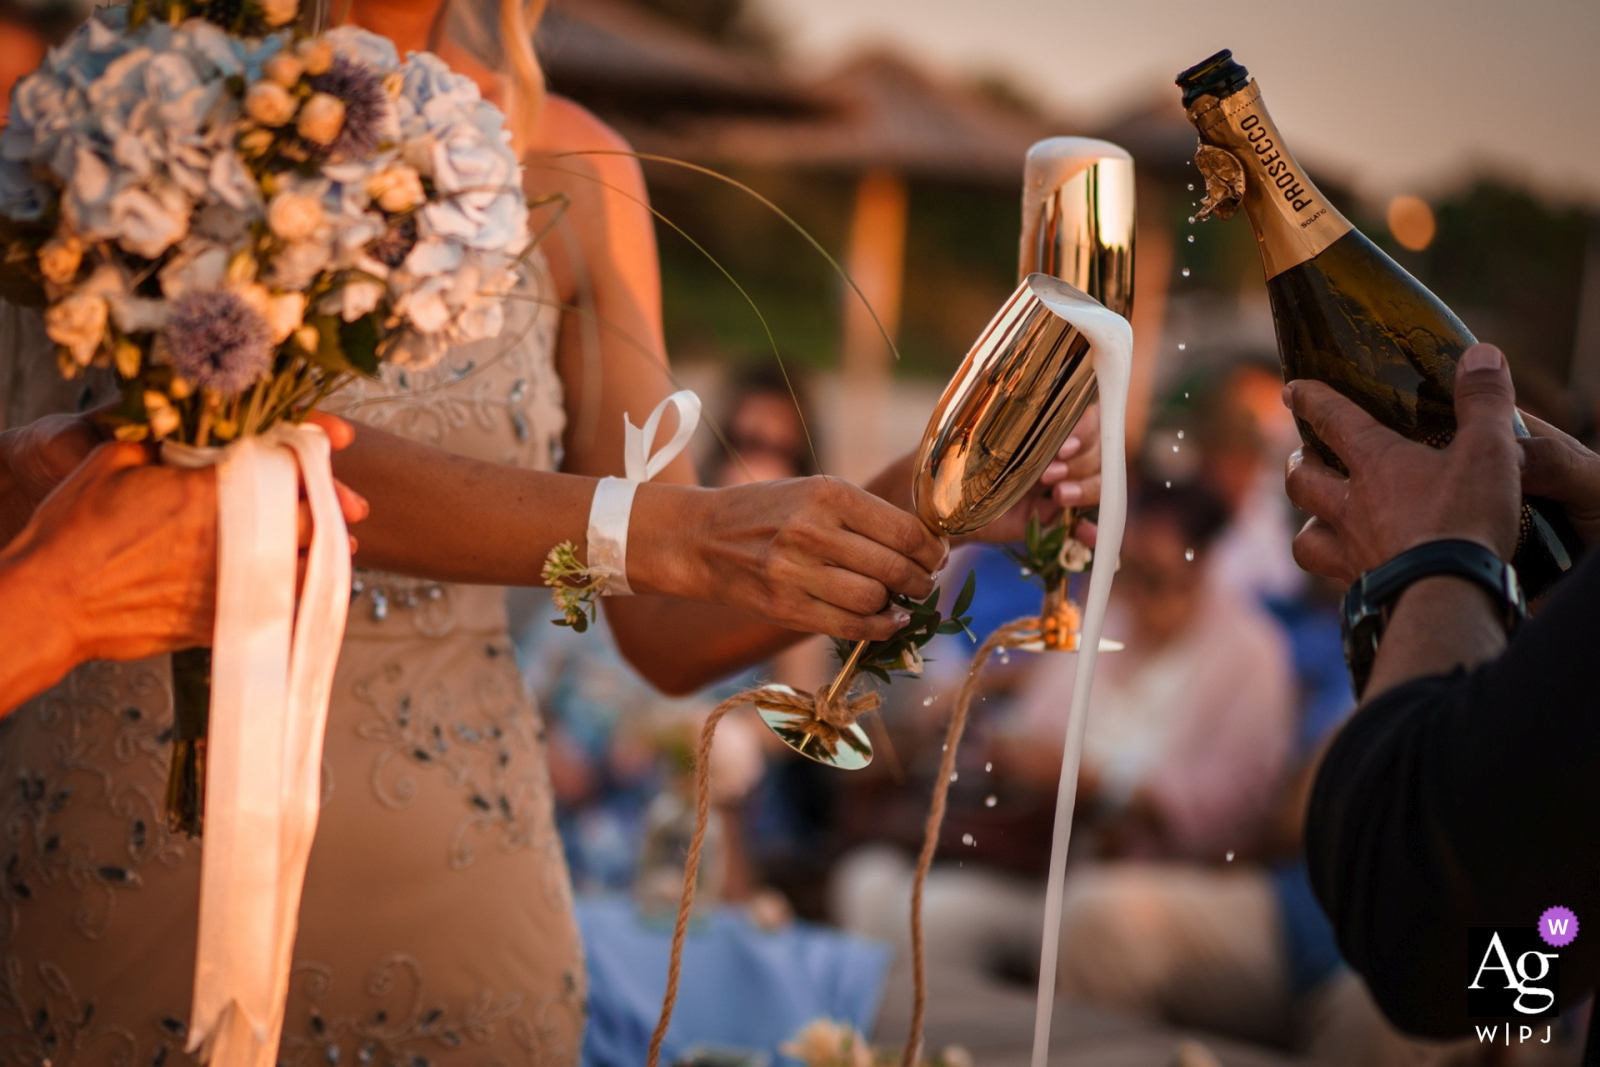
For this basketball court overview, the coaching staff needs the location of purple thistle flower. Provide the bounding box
[162,290,274,395]
[368,214,417,269]
[310,56,391,163]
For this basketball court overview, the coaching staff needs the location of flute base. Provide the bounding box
[1011,636,1125,654]
[753,685,874,771]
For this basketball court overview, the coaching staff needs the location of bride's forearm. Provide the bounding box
[333,423,599,585]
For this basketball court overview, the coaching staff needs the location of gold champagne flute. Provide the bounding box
[1011,137,1136,652]
[755,273,1111,768]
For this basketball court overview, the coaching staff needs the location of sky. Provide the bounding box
[756,0,1600,204]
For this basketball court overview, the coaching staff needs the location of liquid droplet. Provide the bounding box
[1180,267,1191,278]
[1165,481,1172,488]
[1187,215,1196,225]
[1176,430,1185,440]
[984,761,993,773]
[922,696,935,707]
[1185,548,1196,562]
[1177,342,1187,351]
[961,833,976,846]
[1172,444,1180,453]
[1184,391,1191,399]
[985,794,997,808]
[1020,567,1032,577]
[949,771,959,783]
[1187,234,1196,243]
[1226,850,1235,862]
[1187,183,1195,191]
[998,650,1010,665]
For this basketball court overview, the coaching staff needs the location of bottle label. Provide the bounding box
[1188,81,1351,278]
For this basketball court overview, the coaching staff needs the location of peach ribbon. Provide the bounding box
[164,423,351,1067]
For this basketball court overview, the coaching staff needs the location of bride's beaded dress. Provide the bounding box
[0,258,588,1066]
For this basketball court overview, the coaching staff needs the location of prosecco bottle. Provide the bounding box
[1175,49,1581,597]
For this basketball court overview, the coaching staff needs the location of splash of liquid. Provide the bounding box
[1025,284,1132,1067]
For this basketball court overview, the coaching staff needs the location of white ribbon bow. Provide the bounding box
[588,390,701,595]
[164,423,351,1067]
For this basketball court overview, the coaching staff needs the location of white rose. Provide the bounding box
[296,37,334,76]
[38,233,84,286]
[239,128,276,157]
[110,183,190,258]
[260,0,298,27]
[265,291,307,342]
[111,296,170,334]
[322,277,384,323]
[297,93,345,147]
[236,284,305,342]
[263,52,304,86]
[160,240,229,298]
[245,81,297,127]
[399,274,450,334]
[366,164,424,214]
[45,292,109,366]
[267,190,326,243]
[268,238,332,291]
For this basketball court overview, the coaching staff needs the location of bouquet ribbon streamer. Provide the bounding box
[163,423,352,1067]
[587,389,700,595]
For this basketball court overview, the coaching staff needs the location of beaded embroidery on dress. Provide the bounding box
[0,256,587,1067]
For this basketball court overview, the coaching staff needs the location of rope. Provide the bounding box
[645,684,881,1067]
[642,618,1033,1067]
[901,618,1037,1067]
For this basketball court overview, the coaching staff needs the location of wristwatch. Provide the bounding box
[1341,538,1527,699]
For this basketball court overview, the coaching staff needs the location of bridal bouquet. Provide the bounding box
[0,1,529,443]
[0,0,531,833]
[0,6,530,1065]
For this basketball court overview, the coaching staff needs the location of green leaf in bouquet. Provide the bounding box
[303,314,349,371]
[338,314,381,377]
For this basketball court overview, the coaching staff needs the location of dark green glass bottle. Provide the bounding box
[1175,49,1581,597]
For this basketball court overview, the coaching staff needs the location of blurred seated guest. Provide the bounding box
[831,482,1294,1007]
[0,413,363,713]
[1195,358,1308,603]
[709,364,819,484]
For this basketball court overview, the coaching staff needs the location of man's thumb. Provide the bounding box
[1454,344,1516,441]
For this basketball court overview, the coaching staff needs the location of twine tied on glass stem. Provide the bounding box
[643,616,1038,1067]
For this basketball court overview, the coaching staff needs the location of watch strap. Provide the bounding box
[1342,539,1526,699]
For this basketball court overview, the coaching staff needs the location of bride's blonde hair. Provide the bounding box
[440,0,548,147]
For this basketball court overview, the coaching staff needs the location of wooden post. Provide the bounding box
[837,167,909,481]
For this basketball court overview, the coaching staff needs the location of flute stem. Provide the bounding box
[822,640,867,707]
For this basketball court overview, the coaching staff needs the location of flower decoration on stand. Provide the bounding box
[0,4,533,1065]
[1001,514,1094,651]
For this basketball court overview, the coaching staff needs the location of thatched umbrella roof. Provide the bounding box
[537,0,817,117]
[645,51,1058,186]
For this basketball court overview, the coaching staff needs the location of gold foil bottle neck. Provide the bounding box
[1193,144,1244,221]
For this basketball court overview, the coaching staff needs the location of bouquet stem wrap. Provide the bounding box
[163,423,351,1067]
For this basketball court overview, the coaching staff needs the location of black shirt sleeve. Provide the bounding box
[1306,547,1600,1039]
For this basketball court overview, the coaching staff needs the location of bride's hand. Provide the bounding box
[0,413,103,546]
[634,476,947,641]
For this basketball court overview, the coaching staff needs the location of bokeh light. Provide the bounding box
[1387,194,1437,251]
